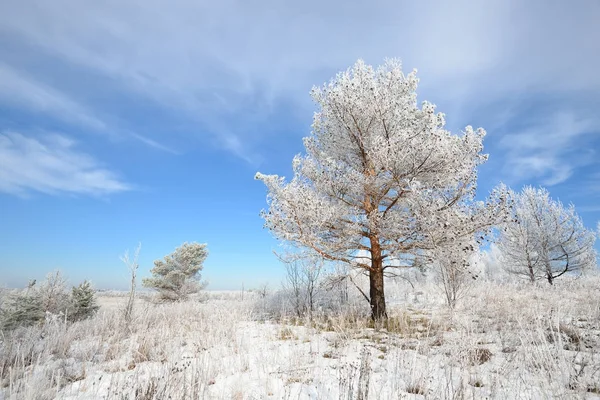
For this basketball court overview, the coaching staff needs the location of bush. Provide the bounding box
[0,289,44,331]
[36,271,70,316]
[69,280,99,321]
[0,272,99,331]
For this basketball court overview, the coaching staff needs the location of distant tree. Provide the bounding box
[497,186,596,284]
[256,283,270,299]
[431,238,480,308]
[1,271,71,330]
[121,242,141,325]
[143,242,208,301]
[0,287,43,331]
[282,255,324,318]
[322,263,354,307]
[69,280,99,321]
[303,258,323,317]
[36,270,71,316]
[480,244,508,282]
[256,59,509,320]
[283,259,304,318]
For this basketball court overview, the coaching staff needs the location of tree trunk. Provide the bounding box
[369,265,386,321]
[544,257,554,285]
[528,263,535,283]
[369,238,387,321]
[525,248,536,283]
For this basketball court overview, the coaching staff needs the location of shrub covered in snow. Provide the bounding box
[69,280,99,321]
[0,287,44,331]
[0,271,99,331]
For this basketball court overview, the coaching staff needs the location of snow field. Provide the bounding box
[1,278,600,399]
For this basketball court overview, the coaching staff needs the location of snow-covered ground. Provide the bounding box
[2,278,600,399]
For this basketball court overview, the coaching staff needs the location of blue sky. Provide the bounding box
[0,0,599,290]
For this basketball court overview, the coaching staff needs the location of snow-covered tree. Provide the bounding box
[497,187,596,284]
[282,255,324,318]
[143,242,208,301]
[69,280,99,321]
[256,60,509,320]
[37,270,71,316]
[431,238,481,308]
[121,243,141,326]
[480,244,509,282]
[1,271,91,329]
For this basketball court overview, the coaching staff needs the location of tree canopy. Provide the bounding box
[143,242,208,301]
[498,186,596,284]
[257,60,508,320]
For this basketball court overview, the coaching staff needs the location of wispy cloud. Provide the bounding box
[0,63,174,153]
[0,63,106,130]
[578,205,600,213]
[0,132,130,196]
[498,112,599,186]
[0,0,598,163]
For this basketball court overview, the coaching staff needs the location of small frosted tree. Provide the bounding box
[282,255,323,318]
[1,285,43,330]
[256,59,508,320]
[121,242,141,325]
[480,244,508,282]
[69,280,99,321]
[1,271,73,330]
[143,242,208,301]
[431,238,481,308]
[497,187,596,284]
[283,258,305,318]
[37,270,71,316]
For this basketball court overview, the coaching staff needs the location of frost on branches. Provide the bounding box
[143,242,208,302]
[256,60,509,320]
[497,186,596,284]
[430,237,481,308]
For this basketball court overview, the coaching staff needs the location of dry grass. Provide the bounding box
[1,278,599,399]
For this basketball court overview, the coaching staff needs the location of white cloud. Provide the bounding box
[499,112,599,186]
[578,205,600,213]
[3,0,596,96]
[0,132,130,196]
[0,0,598,161]
[0,63,176,154]
[0,63,106,130]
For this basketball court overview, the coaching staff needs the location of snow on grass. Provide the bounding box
[2,279,600,399]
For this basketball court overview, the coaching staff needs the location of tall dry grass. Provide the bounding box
[1,278,599,399]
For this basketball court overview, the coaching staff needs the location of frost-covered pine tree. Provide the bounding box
[497,186,596,284]
[1,271,71,330]
[69,280,99,321]
[256,60,509,320]
[143,242,208,301]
